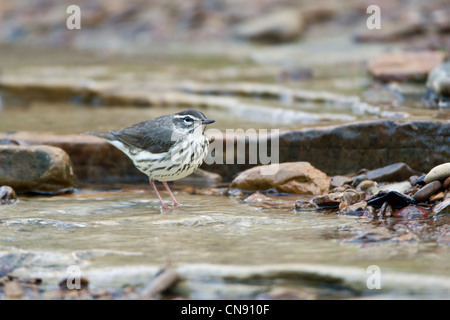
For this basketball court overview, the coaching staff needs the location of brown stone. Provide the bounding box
[367,51,446,82]
[0,186,17,205]
[230,162,330,195]
[444,176,450,189]
[413,181,442,203]
[0,145,75,193]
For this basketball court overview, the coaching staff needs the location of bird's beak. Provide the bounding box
[202,119,215,125]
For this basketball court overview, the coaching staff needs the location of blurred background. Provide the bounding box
[0,0,449,133]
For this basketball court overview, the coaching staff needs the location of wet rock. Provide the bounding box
[433,198,450,216]
[378,202,393,218]
[367,51,446,82]
[394,205,429,219]
[230,162,330,196]
[347,227,393,243]
[244,192,295,210]
[426,61,450,99]
[0,186,17,205]
[312,193,341,208]
[356,180,378,194]
[366,163,420,183]
[0,145,75,193]
[367,190,415,208]
[339,200,367,215]
[378,181,411,194]
[294,199,318,211]
[413,181,442,203]
[352,174,368,188]
[424,163,450,184]
[233,8,304,43]
[141,267,179,298]
[341,189,365,206]
[430,192,444,203]
[330,175,353,188]
[444,177,450,189]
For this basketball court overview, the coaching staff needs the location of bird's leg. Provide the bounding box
[149,179,169,210]
[162,181,181,207]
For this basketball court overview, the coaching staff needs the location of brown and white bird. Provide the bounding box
[87,109,215,210]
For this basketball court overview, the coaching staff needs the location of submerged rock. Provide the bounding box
[0,145,75,193]
[230,162,330,195]
[433,198,450,216]
[394,205,429,219]
[244,192,295,210]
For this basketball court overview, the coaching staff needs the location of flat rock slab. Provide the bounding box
[0,145,75,193]
[0,120,448,183]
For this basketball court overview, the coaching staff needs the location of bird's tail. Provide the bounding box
[84,131,116,141]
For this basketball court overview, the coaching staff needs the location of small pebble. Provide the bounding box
[443,176,450,189]
[430,192,444,202]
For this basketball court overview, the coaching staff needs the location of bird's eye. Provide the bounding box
[183,116,194,123]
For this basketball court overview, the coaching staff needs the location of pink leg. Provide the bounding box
[162,181,181,207]
[149,179,169,210]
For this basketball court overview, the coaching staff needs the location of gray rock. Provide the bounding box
[330,175,353,188]
[0,145,75,193]
[426,61,450,98]
[366,163,420,182]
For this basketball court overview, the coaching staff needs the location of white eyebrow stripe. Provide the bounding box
[174,114,201,120]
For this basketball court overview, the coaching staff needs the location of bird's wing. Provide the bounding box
[110,122,176,154]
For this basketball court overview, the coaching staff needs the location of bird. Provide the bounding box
[86,109,215,210]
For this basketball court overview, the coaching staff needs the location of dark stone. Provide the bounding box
[367,191,415,209]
